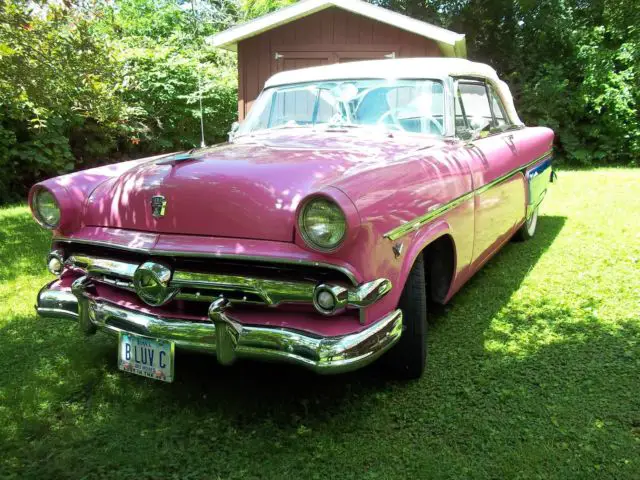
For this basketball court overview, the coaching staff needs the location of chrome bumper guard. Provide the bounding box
[36,279,403,374]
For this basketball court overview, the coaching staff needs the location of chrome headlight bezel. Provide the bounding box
[32,187,61,229]
[298,197,348,253]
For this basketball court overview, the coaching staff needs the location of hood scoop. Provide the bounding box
[155,151,200,166]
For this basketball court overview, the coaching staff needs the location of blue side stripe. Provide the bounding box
[527,157,553,178]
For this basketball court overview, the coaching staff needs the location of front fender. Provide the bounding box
[28,155,170,236]
[397,219,454,295]
[363,219,454,323]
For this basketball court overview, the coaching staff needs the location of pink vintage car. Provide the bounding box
[31,58,554,380]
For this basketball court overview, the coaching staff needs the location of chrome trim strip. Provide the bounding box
[347,278,393,307]
[172,270,316,306]
[54,237,358,285]
[384,191,474,241]
[383,150,553,241]
[67,254,138,279]
[36,286,403,374]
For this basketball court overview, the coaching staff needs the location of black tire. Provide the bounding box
[514,207,539,242]
[382,253,428,379]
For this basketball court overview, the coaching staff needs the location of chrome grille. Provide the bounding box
[52,241,392,324]
[66,254,318,307]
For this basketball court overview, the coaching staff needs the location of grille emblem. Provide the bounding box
[133,262,178,306]
[151,195,167,218]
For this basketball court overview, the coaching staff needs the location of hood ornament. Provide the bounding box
[151,195,167,218]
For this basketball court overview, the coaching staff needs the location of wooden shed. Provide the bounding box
[209,0,467,120]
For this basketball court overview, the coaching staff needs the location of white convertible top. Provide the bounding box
[265,58,524,125]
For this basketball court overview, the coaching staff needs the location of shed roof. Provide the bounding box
[207,0,467,58]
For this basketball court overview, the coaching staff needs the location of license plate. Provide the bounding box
[118,332,175,383]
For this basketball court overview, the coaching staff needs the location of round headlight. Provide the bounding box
[34,189,61,228]
[299,198,347,251]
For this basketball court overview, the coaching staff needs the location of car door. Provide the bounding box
[455,78,527,268]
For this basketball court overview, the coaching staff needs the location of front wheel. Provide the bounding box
[514,207,539,241]
[382,253,428,379]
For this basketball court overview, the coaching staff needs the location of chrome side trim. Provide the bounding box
[383,150,554,241]
[384,191,474,241]
[36,285,403,374]
[54,238,358,285]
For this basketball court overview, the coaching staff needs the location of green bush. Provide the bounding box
[0,0,238,203]
[116,40,238,152]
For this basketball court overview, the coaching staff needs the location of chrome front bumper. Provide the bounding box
[36,281,403,374]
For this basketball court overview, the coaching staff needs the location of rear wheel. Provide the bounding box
[514,207,539,241]
[383,253,428,379]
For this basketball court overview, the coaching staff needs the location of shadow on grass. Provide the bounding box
[2,214,638,478]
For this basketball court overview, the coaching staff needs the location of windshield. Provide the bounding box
[237,79,445,137]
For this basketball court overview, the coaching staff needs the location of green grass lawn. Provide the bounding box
[1,169,639,479]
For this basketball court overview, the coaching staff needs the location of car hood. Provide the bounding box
[84,131,439,242]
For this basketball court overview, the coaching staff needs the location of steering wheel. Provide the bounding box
[377,108,444,135]
[376,108,406,132]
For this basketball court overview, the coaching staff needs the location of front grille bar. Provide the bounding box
[66,254,316,307]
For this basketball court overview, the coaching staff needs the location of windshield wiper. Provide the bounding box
[321,121,368,131]
[234,123,309,139]
[325,124,362,130]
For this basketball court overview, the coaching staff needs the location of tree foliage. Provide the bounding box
[0,0,638,203]
[0,0,238,203]
[377,0,640,166]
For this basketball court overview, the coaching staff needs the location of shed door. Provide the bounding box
[274,51,333,72]
[336,51,397,63]
[273,50,397,72]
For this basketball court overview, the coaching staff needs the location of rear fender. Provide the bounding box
[526,158,553,218]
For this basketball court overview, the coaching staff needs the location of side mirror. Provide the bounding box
[228,121,240,142]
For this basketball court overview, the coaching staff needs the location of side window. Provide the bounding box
[489,85,509,127]
[454,91,468,131]
[457,81,493,132]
